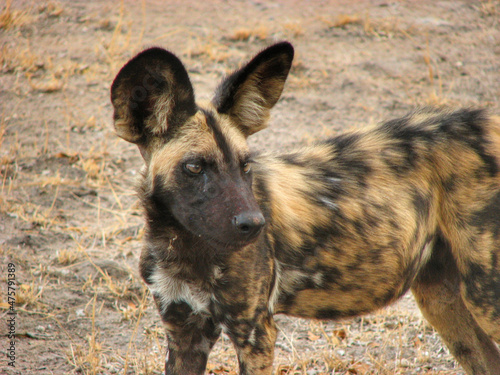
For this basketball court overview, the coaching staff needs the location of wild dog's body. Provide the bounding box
[111,43,500,374]
[261,111,500,321]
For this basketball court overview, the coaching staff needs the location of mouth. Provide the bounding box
[204,231,262,250]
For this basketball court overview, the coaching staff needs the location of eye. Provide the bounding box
[242,161,251,174]
[183,162,203,175]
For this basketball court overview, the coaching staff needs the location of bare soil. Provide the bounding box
[1,0,499,374]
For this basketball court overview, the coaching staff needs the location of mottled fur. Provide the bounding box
[111,42,500,374]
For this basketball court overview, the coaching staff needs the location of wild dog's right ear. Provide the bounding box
[213,42,294,137]
[110,47,196,147]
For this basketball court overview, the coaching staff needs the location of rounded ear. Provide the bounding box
[212,42,294,137]
[110,47,196,146]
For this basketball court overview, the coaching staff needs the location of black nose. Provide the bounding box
[232,212,265,237]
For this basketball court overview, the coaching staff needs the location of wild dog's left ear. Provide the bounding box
[213,42,294,137]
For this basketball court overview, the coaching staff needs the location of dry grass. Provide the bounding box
[28,73,65,93]
[229,25,270,42]
[421,37,448,106]
[0,43,45,74]
[0,0,34,30]
[56,248,81,265]
[39,1,64,18]
[227,22,304,43]
[97,0,146,74]
[263,301,457,375]
[15,276,47,308]
[68,295,106,375]
[477,0,499,16]
[184,38,235,64]
[1,41,87,94]
[321,13,416,39]
[282,21,304,38]
[363,14,405,38]
[321,14,362,28]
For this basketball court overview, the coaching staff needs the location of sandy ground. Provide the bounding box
[1,0,499,374]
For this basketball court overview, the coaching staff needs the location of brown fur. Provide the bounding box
[111,43,500,374]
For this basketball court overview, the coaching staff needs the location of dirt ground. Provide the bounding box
[1,0,499,374]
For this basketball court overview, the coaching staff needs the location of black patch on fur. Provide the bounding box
[463,260,500,318]
[382,116,437,144]
[443,174,458,193]
[162,301,194,325]
[202,109,234,164]
[415,233,454,286]
[334,132,361,150]
[412,189,431,221]
[367,246,385,265]
[453,342,473,358]
[374,289,398,306]
[439,109,497,177]
[278,292,297,311]
[470,191,500,238]
[278,153,300,165]
[380,118,436,175]
[239,362,247,374]
[315,307,362,320]
[146,175,180,230]
[327,133,372,187]
[211,288,250,318]
[139,250,156,285]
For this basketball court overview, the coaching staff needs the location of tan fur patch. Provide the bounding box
[148,111,222,182]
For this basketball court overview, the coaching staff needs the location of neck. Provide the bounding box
[146,224,228,282]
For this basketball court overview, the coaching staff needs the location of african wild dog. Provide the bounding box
[111,42,500,374]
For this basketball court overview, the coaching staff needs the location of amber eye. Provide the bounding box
[242,161,251,173]
[184,162,203,175]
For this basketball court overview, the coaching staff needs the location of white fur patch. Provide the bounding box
[319,196,339,210]
[269,261,319,313]
[268,261,282,314]
[420,240,434,266]
[327,177,342,184]
[149,267,211,315]
[312,272,324,287]
[248,327,257,346]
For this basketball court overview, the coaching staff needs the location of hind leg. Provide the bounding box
[459,245,500,341]
[411,237,500,375]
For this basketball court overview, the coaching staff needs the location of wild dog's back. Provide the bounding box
[253,108,500,322]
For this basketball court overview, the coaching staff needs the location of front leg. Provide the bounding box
[225,313,277,375]
[161,301,221,375]
[213,243,277,374]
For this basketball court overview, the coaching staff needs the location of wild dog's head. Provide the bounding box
[111,42,294,249]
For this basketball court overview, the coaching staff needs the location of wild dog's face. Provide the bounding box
[110,43,294,249]
[146,109,263,248]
